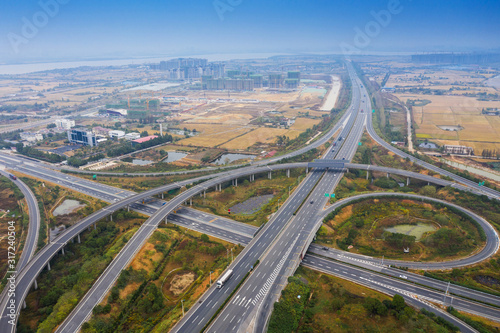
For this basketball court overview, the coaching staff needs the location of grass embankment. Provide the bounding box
[0,176,27,291]
[319,198,484,261]
[268,266,460,333]
[82,226,242,333]
[192,169,303,227]
[17,209,146,333]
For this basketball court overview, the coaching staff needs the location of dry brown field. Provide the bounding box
[220,127,302,150]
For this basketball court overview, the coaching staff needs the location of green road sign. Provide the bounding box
[324,193,330,197]
[372,109,375,113]
[358,142,362,146]
[331,193,336,198]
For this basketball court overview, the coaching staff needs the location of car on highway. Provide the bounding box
[310,200,314,204]
[399,275,408,279]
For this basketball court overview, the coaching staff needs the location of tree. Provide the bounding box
[392,294,405,312]
[140,130,149,137]
[200,234,210,242]
[420,185,436,196]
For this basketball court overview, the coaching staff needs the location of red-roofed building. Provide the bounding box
[131,135,158,146]
[265,150,277,158]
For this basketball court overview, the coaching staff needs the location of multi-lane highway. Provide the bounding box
[0,169,40,271]
[2,63,499,333]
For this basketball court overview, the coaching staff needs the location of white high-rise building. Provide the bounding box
[55,119,75,130]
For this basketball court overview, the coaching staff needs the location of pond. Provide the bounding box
[163,151,188,163]
[437,125,463,131]
[132,159,153,165]
[53,199,86,216]
[214,153,256,165]
[384,223,437,241]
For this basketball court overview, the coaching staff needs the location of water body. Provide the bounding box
[302,87,327,96]
[163,151,187,163]
[385,223,437,241]
[438,125,463,131]
[486,74,500,90]
[441,159,500,182]
[214,153,256,165]
[53,199,86,216]
[0,52,290,75]
[132,159,153,166]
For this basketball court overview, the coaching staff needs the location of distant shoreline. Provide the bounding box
[0,53,288,75]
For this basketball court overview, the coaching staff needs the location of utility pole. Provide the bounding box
[210,271,213,286]
[181,299,185,316]
[443,281,450,306]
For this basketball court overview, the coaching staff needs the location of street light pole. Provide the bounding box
[210,271,212,286]
[181,299,185,316]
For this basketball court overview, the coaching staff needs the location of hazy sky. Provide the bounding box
[1,0,499,63]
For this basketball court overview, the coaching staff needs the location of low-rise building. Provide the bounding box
[93,126,111,137]
[20,132,43,142]
[124,132,141,141]
[68,128,97,147]
[54,119,75,130]
[444,145,474,155]
[131,135,158,146]
[109,130,126,138]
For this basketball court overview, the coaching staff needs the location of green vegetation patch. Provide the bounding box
[268,266,459,333]
[320,198,484,261]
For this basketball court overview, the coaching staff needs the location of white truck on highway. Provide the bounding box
[217,269,233,288]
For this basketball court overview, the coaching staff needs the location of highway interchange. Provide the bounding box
[1,63,500,332]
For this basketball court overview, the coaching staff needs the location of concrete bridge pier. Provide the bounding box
[287,169,290,178]
[235,178,238,186]
[204,190,206,198]
[366,171,369,180]
[165,217,168,225]
[268,171,272,180]
[127,205,130,212]
[407,177,410,186]
[386,173,390,178]
[110,215,113,222]
[61,247,65,255]
[47,262,51,271]
[34,279,38,290]
[94,223,97,230]
[190,198,192,206]
[161,193,164,199]
[23,301,26,309]
[306,167,309,174]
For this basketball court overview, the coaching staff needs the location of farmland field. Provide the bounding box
[396,94,500,152]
